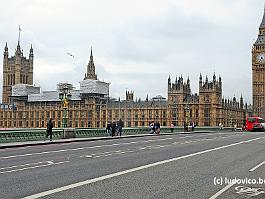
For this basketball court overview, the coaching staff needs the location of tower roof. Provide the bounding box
[255,5,265,45]
[84,46,97,80]
[260,5,265,29]
[4,42,8,51]
[30,44,33,53]
[90,47,93,57]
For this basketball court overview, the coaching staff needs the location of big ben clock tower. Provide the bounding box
[252,6,265,117]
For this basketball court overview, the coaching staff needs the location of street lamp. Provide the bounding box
[59,86,72,128]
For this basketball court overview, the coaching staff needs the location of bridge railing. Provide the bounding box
[0,128,64,143]
[0,126,234,143]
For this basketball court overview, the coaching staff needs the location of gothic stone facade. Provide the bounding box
[168,74,247,127]
[2,42,33,104]
[0,44,248,128]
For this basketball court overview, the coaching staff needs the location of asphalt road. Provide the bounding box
[1,131,265,199]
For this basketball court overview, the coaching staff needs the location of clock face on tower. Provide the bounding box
[256,53,265,63]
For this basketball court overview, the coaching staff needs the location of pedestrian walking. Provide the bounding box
[117,119,123,136]
[191,121,195,131]
[155,121,160,135]
[152,122,156,134]
[45,118,54,141]
[111,121,116,137]
[106,121,112,136]
[184,122,188,132]
[170,123,174,133]
[219,122,223,130]
[150,121,154,134]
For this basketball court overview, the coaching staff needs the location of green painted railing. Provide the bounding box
[75,127,151,137]
[0,126,236,143]
[0,128,64,143]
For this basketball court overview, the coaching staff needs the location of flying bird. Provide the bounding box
[67,52,74,58]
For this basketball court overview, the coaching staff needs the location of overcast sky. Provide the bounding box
[0,0,264,103]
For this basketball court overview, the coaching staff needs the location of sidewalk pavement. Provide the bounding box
[0,130,222,149]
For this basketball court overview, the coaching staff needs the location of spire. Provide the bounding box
[213,72,216,82]
[30,44,33,53]
[90,46,93,58]
[146,94,149,101]
[17,25,22,51]
[199,73,202,83]
[84,46,97,80]
[260,4,265,29]
[16,43,21,53]
[4,42,8,52]
[168,75,171,85]
[29,44,33,59]
[4,42,8,57]
[16,26,21,53]
[199,73,202,89]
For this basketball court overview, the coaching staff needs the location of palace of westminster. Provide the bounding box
[4,6,265,129]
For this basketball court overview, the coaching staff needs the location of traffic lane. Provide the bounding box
[0,132,253,168]
[30,136,265,199]
[0,131,251,162]
[1,134,264,198]
[0,132,259,173]
[0,131,243,157]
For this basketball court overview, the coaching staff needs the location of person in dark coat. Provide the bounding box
[111,121,116,137]
[117,119,123,136]
[155,121,161,134]
[106,121,112,136]
[45,118,54,141]
[152,122,156,134]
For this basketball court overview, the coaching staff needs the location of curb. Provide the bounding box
[0,130,232,149]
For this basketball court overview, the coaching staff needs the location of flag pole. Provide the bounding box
[18,25,21,45]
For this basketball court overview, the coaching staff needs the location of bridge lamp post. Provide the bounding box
[59,87,72,128]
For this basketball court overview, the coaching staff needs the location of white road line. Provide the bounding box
[0,160,53,170]
[0,161,69,174]
[209,183,235,199]
[93,154,114,158]
[93,150,128,158]
[0,138,177,159]
[91,150,121,156]
[172,142,179,145]
[249,161,265,172]
[22,137,264,199]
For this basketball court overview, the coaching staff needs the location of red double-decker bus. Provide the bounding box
[245,116,265,132]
